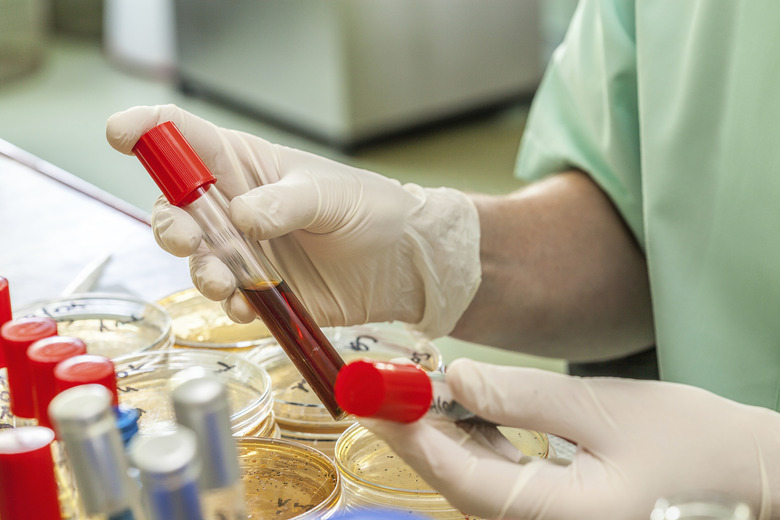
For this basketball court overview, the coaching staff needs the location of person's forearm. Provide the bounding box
[450,170,655,361]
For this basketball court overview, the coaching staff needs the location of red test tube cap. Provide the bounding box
[0,276,11,368]
[27,336,87,429]
[54,354,119,407]
[133,121,216,207]
[1,317,58,418]
[0,426,61,520]
[335,360,433,423]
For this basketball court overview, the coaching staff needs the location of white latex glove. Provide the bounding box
[106,104,481,338]
[361,358,780,520]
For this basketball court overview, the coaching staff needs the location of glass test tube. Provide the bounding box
[335,360,481,423]
[172,374,246,520]
[0,426,62,520]
[129,427,205,520]
[132,121,346,420]
[0,316,58,425]
[49,384,145,520]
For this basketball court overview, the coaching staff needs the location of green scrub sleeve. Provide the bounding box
[515,0,645,247]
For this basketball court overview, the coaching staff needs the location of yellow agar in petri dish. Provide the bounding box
[157,287,273,351]
[16,293,174,360]
[335,424,549,519]
[247,322,444,457]
[237,437,342,519]
[114,349,277,437]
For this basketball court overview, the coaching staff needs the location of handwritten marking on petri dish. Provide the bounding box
[348,335,378,352]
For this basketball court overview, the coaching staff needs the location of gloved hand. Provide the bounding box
[106,104,481,338]
[361,358,780,520]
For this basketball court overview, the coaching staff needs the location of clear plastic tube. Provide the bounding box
[133,122,346,420]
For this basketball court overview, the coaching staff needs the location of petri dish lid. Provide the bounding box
[157,287,274,350]
[335,424,549,497]
[113,349,273,436]
[16,293,173,359]
[237,437,341,519]
[246,322,444,433]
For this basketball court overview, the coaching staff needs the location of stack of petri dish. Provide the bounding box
[157,287,274,352]
[16,293,174,359]
[237,437,342,519]
[335,423,550,519]
[246,322,443,458]
[113,349,278,438]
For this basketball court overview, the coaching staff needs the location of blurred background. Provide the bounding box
[0,0,577,215]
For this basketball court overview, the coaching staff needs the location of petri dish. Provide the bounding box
[237,437,342,519]
[113,349,277,438]
[335,424,549,519]
[246,322,444,457]
[16,293,173,359]
[157,287,274,351]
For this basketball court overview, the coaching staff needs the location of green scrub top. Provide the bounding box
[516,0,780,409]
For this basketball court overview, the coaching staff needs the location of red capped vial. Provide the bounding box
[27,336,87,429]
[1,317,58,419]
[54,354,119,407]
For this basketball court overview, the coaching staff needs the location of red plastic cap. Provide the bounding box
[54,354,119,407]
[1,317,58,419]
[0,426,61,520]
[133,121,216,207]
[0,276,11,369]
[28,336,87,429]
[335,360,432,423]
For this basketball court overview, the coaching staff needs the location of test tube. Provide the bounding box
[1,316,58,424]
[0,426,62,520]
[0,276,13,428]
[132,121,346,420]
[335,360,481,423]
[172,374,246,520]
[0,276,11,368]
[28,335,87,429]
[129,427,205,520]
[48,384,144,520]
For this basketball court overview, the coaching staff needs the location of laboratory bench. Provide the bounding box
[0,33,565,373]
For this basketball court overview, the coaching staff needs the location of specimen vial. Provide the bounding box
[335,424,548,519]
[114,349,277,437]
[247,322,442,457]
[16,293,174,359]
[54,353,120,406]
[133,121,346,420]
[651,491,755,520]
[27,335,87,429]
[172,374,246,519]
[0,275,11,368]
[48,384,143,520]
[157,287,273,351]
[0,426,62,520]
[237,437,342,519]
[1,316,58,420]
[130,427,205,520]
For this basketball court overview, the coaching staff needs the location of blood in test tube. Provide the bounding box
[27,336,87,429]
[132,121,346,419]
[0,426,62,520]
[1,316,58,421]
